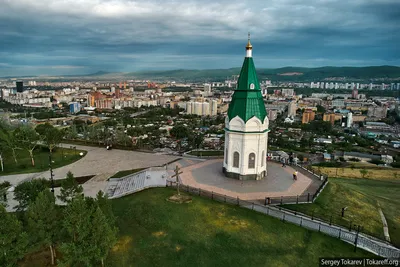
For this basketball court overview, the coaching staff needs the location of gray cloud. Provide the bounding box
[0,0,399,76]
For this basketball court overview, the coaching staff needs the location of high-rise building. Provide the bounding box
[288,101,297,117]
[346,113,353,128]
[302,110,315,124]
[16,81,24,93]
[352,87,358,99]
[211,100,218,116]
[323,113,336,125]
[202,102,210,116]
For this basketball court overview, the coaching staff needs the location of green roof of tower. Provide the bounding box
[227,39,267,123]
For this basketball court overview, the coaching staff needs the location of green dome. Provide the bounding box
[227,56,267,123]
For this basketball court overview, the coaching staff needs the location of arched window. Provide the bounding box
[261,151,265,166]
[233,152,240,168]
[225,148,228,164]
[248,153,256,169]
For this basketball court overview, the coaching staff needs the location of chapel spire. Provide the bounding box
[246,32,252,57]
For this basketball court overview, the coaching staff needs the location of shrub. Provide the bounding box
[391,161,400,168]
[348,157,361,162]
[369,159,385,165]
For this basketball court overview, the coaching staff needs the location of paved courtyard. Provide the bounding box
[176,159,318,200]
[1,144,179,185]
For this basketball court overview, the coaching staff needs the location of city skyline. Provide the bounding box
[1,0,399,76]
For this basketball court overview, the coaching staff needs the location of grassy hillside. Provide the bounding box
[283,178,400,247]
[107,188,373,267]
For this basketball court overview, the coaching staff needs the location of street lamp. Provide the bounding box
[49,154,55,194]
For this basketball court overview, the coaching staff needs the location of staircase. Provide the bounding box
[106,169,168,199]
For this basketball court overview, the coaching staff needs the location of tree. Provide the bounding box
[58,196,93,267]
[27,190,59,265]
[35,123,62,153]
[90,206,118,267]
[13,178,49,211]
[14,125,41,166]
[0,123,21,165]
[0,205,29,267]
[316,105,326,114]
[58,171,83,203]
[59,196,117,267]
[359,168,368,179]
[170,125,190,139]
[96,191,116,225]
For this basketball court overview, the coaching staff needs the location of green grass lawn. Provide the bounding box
[107,188,373,267]
[188,150,224,156]
[110,168,146,179]
[283,178,400,248]
[1,146,86,175]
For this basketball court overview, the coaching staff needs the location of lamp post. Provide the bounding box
[341,206,348,217]
[49,154,55,194]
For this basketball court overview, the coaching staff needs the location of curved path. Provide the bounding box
[0,144,178,185]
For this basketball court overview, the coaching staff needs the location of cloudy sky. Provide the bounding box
[1,0,399,76]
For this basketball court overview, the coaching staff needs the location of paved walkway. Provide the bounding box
[175,159,314,201]
[0,144,178,185]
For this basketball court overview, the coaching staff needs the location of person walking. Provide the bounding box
[293,171,298,181]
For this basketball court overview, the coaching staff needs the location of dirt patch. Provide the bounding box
[152,231,167,238]
[167,194,192,204]
[112,236,133,252]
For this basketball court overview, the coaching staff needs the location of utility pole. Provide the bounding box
[49,154,55,194]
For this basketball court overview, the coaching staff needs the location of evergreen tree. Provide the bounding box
[13,178,49,211]
[58,196,93,267]
[59,195,117,267]
[0,205,29,267]
[96,191,116,225]
[90,206,118,267]
[27,190,59,265]
[58,171,83,203]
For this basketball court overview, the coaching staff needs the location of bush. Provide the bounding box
[348,157,361,162]
[339,157,346,162]
[369,159,385,165]
[391,162,400,168]
[0,181,11,190]
[314,161,342,168]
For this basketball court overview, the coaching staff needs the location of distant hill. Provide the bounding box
[121,66,400,82]
[3,66,400,82]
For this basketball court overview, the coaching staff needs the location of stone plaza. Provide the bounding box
[169,158,322,201]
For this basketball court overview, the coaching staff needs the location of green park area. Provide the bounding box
[105,188,372,267]
[110,168,146,179]
[283,178,400,248]
[1,146,86,175]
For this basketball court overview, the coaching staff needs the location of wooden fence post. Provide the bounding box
[338,228,341,239]
[296,195,299,204]
[300,217,303,226]
[307,193,310,202]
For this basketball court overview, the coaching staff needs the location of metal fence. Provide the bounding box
[167,181,400,259]
[260,161,329,205]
